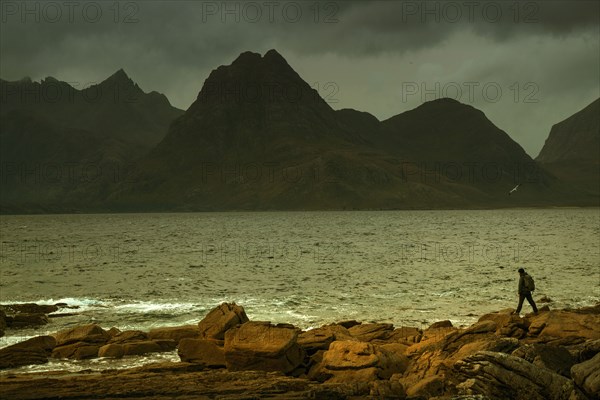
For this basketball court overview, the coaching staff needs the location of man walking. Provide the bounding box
[513,267,538,315]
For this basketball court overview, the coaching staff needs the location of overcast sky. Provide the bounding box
[1,0,598,157]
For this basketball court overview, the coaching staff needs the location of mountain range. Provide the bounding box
[0,50,597,213]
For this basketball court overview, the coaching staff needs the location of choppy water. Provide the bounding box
[1,209,599,372]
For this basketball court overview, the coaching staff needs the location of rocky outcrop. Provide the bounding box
[1,302,599,399]
[0,336,56,369]
[198,302,249,340]
[224,321,304,374]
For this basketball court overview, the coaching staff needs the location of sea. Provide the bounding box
[1,209,599,373]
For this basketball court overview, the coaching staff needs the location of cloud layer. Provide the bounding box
[1,0,598,156]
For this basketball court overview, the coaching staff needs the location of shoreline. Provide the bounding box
[1,302,599,399]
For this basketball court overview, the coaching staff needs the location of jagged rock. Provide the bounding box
[106,327,121,337]
[198,302,249,340]
[147,325,199,344]
[348,323,394,342]
[53,324,110,346]
[571,352,600,399]
[0,336,56,369]
[224,321,304,374]
[178,338,226,367]
[298,325,354,354]
[455,351,585,400]
[512,344,574,377]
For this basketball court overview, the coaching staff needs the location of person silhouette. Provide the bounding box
[513,267,538,315]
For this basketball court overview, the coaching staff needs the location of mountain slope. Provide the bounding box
[536,98,599,199]
[0,72,183,212]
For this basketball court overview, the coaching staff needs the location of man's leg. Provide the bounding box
[526,292,538,313]
[515,294,525,314]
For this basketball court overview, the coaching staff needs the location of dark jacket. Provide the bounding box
[518,274,531,294]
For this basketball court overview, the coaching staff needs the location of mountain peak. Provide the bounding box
[104,68,133,85]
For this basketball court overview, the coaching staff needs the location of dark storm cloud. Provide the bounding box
[0,0,598,156]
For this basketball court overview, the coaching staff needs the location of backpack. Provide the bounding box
[524,274,535,291]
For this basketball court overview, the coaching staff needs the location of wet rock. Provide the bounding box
[0,336,56,369]
[52,341,101,360]
[198,302,249,340]
[0,303,58,315]
[512,344,575,377]
[147,325,199,344]
[224,321,304,374]
[7,313,48,328]
[571,352,600,399]
[178,338,226,367]
[455,351,585,400]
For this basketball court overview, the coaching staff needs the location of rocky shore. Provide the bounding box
[1,302,599,399]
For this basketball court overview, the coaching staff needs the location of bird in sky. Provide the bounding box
[509,184,520,195]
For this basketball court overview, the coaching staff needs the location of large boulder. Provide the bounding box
[108,330,148,344]
[571,352,600,399]
[0,336,56,369]
[98,341,168,358]
[198,303,249,340]
[51,324,110,360]
[455,351,585,400]
[310,340,408,383]
[53,324,110,346]
[298,325,354,354]
[148,325,199,344]
[224,321,304,374]
[178,338,226,367]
